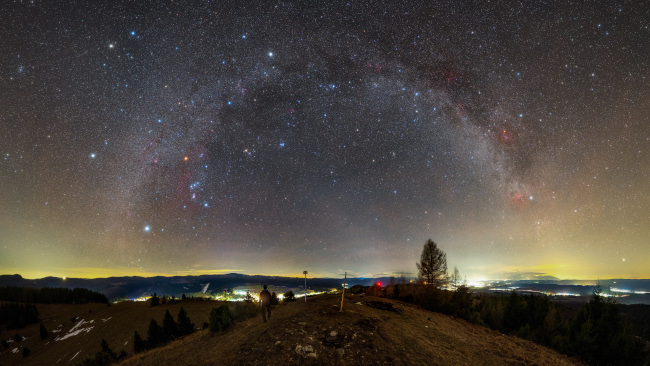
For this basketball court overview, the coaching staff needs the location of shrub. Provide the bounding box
[78,339,122,366]
[208,305,233,332]
[348,285,366,295]
[22,347,30,358]
[233,301,258,322]
[283,290,295,301]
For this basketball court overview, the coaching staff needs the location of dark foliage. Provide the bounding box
[14,333,22,343]
[209,305,233,332]
[134,307,197,354]
[39,323,49,339]
[77,339,123,366]
[22,347,30,358]
[176,307,195,336]
[283,290,295,301]
[162,310,178,340]
[233,301,259,322]
[146,318,166,348]
[0,303,38,329]
[150,293,160,307]
[271,292,279,306]
[348,285,366,295]
[0,286,108,304]
[416,239,447,287]
[379,282,649,365]
[100,339,117,360]
[132,331,144,353]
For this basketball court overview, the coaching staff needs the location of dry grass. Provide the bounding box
[119,294,581,366]
[0,295,581,365]
[0,300,222,366]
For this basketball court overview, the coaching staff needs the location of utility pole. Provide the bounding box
[340,272,347,312]
[303,270,308,302]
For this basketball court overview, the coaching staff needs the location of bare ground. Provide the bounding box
[120,294,581,366]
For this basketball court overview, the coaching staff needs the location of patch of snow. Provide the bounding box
[57,326,94,341]
[7,339,14,343]
[101,317,112,322]
[202,283,210,293]
[124,341,128,346]
[11,347,19,353]
[69,319,89,333]
[70,350,81,361]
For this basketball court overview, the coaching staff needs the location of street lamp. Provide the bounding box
[303,271,308,302]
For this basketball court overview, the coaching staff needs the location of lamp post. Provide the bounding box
[340,272,347,312]
[303,271,308,302]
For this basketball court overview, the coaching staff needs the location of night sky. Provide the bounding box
[1,1,649,280]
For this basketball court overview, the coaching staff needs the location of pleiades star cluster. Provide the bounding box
[1,1,648,279]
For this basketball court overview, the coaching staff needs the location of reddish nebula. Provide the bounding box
[498,129,515,145]
[444,69,459,84]
[510,192,529,208]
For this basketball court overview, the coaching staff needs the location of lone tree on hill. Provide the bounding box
[416,239,448,287]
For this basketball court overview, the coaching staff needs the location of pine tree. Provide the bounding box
[133,331,145,353]
[39,323,48,340]
[208,305,233,332]
[150,293,160,307]
[177,307,195,336]
[101,338,117,359]
[146,318,165,348]
[162,310,177,339]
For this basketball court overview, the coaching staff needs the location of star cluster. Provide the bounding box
[1,1,648,279]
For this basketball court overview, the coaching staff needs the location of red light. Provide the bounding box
[377,282,381,287]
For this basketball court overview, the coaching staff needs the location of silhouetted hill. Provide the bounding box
[0,274,390,301]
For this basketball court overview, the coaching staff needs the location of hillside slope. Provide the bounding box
[0,300,219,366]
[121,294,580,366]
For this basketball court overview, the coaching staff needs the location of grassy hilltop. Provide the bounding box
[1,294,579,366]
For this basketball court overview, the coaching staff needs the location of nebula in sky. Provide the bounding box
[1,1,648,279]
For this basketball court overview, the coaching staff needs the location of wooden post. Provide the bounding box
[340,272,347,312]
[303,271,308,302]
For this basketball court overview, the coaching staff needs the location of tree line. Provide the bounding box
[0,286,108,304]
[133,307,196,353]
[367,239,649,366]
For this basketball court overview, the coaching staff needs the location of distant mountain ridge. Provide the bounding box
[0,274,386,301]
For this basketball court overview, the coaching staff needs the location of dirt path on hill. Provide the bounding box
[120,294,579,366]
